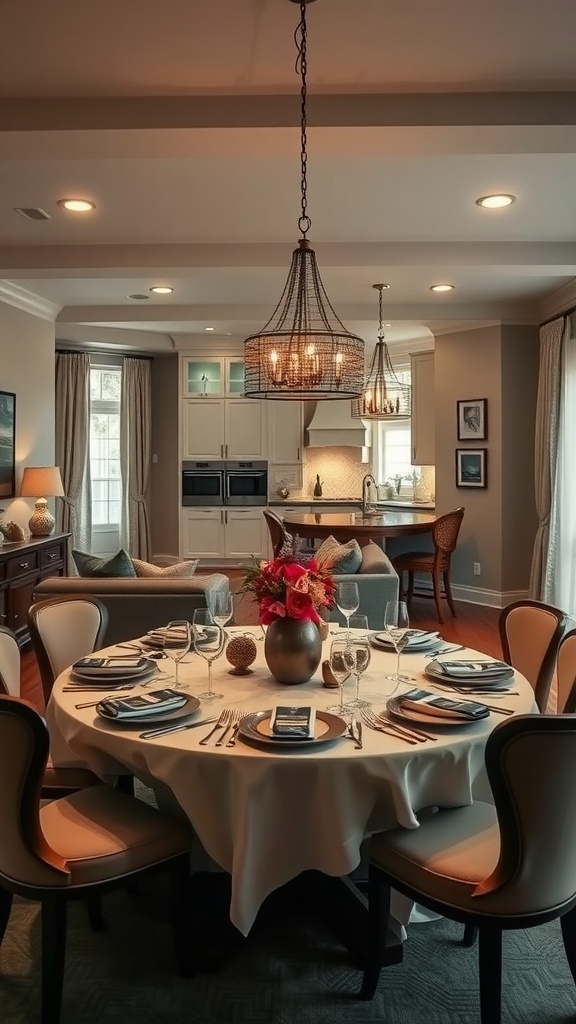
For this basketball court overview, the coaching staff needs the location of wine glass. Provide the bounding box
[213,591,234,635]
[161,620,191,691]
[345,614,371,709]
[383,601,411,691]
[335,581,359,639]
[192,608,225,701]
[326,637,354,715]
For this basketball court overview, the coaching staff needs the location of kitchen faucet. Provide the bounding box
[361,473,377,516]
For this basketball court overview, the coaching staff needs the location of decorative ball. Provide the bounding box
[226,634,257,674]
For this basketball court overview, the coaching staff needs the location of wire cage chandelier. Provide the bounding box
[244,0,364,401]
[352,284,411,420]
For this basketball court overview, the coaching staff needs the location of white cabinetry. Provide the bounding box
[410,350,435,467]
[181,357,245,398]
[182,398,267,460]
[181,508,267,560]
[267,401,304,491]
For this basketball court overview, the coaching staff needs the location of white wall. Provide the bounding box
[0,300,56,530]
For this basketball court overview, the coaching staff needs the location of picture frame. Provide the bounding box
[0,391,16,499]
[456,448,487,489]
[457,398,487,441]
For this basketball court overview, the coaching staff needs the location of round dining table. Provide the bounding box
[282,510,437,547]
[46,627,536,938]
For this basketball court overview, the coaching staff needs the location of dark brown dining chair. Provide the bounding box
[499,598,567,713]
[0,694,195,1024]
[263,509,298,557]
[392,506,465,623]
[553,625,576,714]
[359,713,576,1024]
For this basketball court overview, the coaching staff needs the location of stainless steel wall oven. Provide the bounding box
[181,461,225,506]
[224,461,268,506]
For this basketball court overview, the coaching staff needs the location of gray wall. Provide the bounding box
[150,353,179,558]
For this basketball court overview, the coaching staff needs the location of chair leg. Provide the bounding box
[0,886,13,944]
[406,571,415,610]
[462,923,478,947]
[444,570,457,617]
[561,906,576,985]
[86,894,105,931]
[168,854,195,979]
[41,895,67,1024]
[116,774,135,796]
[360,867,391,1000]
[432,570,444,624]
[478,926,502,1024]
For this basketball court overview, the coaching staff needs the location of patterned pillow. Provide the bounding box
[315,535,362,574]
[72,548,136,578]
[131,558,199,578]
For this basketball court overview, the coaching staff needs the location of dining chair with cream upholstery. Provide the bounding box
[0,694,195,1024]
[391,506,465,624]
[27,594,109,707]
[499,598,567,712]
[556,627,576,714]
[0,624,21,696]
[359,714,576,1024]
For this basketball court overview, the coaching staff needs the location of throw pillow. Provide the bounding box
[358,540,393,574]
[315,535,362,575]
[131,557,199,579]
[72,548,136,578]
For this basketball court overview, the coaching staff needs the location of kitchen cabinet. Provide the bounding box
[267,401,304,492]
[182,398,267,460]
[181,356,246,398]
[410,350,435,467]
[0,534,69,645]
[181,508,267,560]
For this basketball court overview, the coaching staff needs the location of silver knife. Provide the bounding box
[354,718,363,749]
[139,716,218,740]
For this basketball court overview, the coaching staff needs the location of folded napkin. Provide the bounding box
[97,688,187,719]
[375,629,439,649]
[72,656,150,676]
[144,626,190,648]
[436,660,510,679]
[270,706,316,739]
[399,687,489,721]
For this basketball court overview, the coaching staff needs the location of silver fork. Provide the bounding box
[360,707,418,744]
[226,711,245,747]
[199,708,230,745]
[366,707,438,742]
[216,709,242,747]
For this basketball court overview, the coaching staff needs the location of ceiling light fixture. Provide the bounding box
[57,199,95,212]
[128,293,150,300]
[352,285,411,420]
[149,286,173,295]
[243,0,364,400]
[476,194,516,209]
[204,327,215,332]
[430,284,455,293]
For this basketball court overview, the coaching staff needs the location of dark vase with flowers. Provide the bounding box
[264,618,322,684]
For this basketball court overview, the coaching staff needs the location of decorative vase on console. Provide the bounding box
[240,554,336,684]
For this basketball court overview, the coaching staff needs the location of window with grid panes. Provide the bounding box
[89,366,122,527]
[371,368,420,489]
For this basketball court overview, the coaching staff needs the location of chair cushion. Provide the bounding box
[131,557,199,579]
[40,785,193,886]
[358,541,394,574]
[316,535,362,574]
[72,548,136,578]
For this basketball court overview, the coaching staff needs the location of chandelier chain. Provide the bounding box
[377,285,384,339]
[295,3,311,237]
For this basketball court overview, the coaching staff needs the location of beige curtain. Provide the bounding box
[55,352,92,567]
[121,357,151,559]
[529,316,566,599]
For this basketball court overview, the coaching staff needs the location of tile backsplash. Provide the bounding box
[300,447,368,499]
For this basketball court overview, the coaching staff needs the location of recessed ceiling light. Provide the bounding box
[430,284,455,293]
[128,293,150,300]
[384,323,392,328]
[204,327,215,331]
[149,286,173,295]
[475,194,516,209]
[57,199,96,212]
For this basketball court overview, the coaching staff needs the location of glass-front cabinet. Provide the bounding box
[182,357,246,398]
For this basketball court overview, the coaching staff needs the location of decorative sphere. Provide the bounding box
[226,634,257,674]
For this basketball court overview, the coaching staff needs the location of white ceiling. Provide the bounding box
[1,0,576,356]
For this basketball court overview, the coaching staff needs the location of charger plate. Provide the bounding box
[371,630,441,654]
[97,693,200,726]
[425,658,514,688]
[387,696,483,728]
[69,660,159,686]
[238,709,347,749]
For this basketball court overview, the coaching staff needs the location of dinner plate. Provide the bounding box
[69,661,159,686]
[386,696,482,728]
[371,631,442,653]
[238,709,347,748]
[97,693,201,725]
[425,658,514,687]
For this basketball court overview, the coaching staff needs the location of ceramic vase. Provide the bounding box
[264,617,322,684]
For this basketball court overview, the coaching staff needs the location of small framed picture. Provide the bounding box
[456,448,487,488]
[457,398,487,441]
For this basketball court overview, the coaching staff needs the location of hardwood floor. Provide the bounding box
[20,575,502,712]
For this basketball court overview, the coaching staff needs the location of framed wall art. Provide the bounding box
[457,398,487,441]
[456,448,487,489]
[0,391,15,499]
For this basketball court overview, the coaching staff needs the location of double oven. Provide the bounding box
[182,460,268,507]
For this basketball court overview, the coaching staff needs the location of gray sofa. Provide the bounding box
[32,573,230,647]
[329,543,399,631]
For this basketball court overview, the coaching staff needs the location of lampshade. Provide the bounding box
[243,0,364,400]
[352,285,411,420]
[20,466,64,537]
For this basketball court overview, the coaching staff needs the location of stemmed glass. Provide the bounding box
[192,608,225,701]
[213,592,234,635]
[383,600,411,691]
[326,637,354,715]
[335,581,359,639]
[161,620,191,691]
[345,613,371,709]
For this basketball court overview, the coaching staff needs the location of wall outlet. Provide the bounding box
[473,562,481,576]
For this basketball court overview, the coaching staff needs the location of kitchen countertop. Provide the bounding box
[269,498,435,510]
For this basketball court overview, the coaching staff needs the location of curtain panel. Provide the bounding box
[55,352,92,568]
[121,357,151,559]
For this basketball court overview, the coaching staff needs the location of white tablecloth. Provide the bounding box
[46,628,536,936]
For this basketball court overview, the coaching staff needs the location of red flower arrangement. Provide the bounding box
[241,555,336,626]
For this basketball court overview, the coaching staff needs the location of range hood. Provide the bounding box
[306,400,371,449]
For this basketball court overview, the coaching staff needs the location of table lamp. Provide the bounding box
[20,466,65,536]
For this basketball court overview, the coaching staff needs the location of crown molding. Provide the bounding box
[0,280,60,321]
[539,278,576,321]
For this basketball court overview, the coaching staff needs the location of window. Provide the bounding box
[370,368,419,490]
[89,366,122,527]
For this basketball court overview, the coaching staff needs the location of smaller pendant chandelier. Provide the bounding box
[352,284,411,419]
[244,0,364,401]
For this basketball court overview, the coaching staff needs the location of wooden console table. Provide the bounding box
[0,533,70,645]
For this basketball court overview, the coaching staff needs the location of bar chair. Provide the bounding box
[392,507,465,624]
